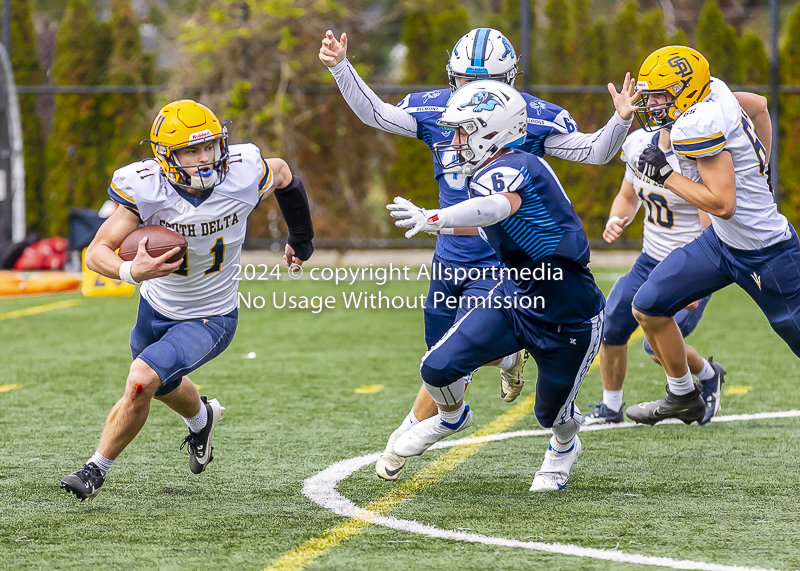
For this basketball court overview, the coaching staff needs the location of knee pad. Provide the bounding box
[423,376,467,407]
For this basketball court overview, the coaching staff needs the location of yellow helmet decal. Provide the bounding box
[635,46,711,131]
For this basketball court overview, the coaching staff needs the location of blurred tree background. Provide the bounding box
[3,0,800,242]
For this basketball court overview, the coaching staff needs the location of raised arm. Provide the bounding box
[320,31,418,138]
[543,73,638,165]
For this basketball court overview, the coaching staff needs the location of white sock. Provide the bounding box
[399,410,418,433]
[667,370,696,395]
[440,402,466,425]
[88,451,114,476]
[183,402,209,433]
[695,358,715,381]
[549,434,574,453]
[496,353,516,370]
[603,389,624,412]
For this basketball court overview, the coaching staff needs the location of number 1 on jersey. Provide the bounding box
[172,237,226,277]
[204,238,225,275]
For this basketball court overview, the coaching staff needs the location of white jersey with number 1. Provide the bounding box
[108,143,274,320]
[670,77,790,250]
[620,128,704,261]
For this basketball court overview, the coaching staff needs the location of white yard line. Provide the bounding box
[304,410,800,571]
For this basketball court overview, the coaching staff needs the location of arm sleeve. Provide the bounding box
[328,59,418,138]
[273,176,315,261]
[544,111,633,165]
[437,194,512,228]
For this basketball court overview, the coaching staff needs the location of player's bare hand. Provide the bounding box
[319,30,347,67]
[603,216,629,243]
[608,72,640,121]
[684,299,702,311]
[129,237,183,281]
[284,244,304,272]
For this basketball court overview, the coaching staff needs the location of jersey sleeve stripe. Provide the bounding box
[672,132,724,145]
[258,160,273,192]
[673,141,726,156]
[672,135,726,154]
[108,184,138,211]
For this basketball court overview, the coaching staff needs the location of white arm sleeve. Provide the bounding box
[544,111,633,165]
[437,194,512,228]
[328,59,418,138]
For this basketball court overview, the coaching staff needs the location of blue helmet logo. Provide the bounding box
[500,37,515,61]
[668,55,693,77]
[459,90,505,112]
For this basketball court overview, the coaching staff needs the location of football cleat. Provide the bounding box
[626,385,705,426]
[698,357,726,425]
[500,349,529,403]
[180,396,224,474]
[394,406,473,457]
[582,398,625,425]
[376,426,407,481]
[530,435,582,492]
[60,462,105,501]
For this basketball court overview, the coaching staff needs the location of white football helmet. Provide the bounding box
[434,80,527,176]
[447,28,518,91]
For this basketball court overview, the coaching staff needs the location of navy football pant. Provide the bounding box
[604,252,710,355]
[421,292,603,428]
[633,226,800,358]
[130,297,238,396]
[423,255,499,348]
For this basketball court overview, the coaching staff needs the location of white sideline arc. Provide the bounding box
[304,410,800,571]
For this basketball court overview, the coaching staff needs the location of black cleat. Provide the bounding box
[698,357,726,425]
[626,385,705,426]
[60,462,105,501]
[180,396,224,474]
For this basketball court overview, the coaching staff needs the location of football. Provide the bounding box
[118,225,187,264]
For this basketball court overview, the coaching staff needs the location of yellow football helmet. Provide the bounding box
[635,46,711,131]
[147,100,230,190]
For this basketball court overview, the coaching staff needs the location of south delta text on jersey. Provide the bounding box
[397,89,578,267]
[107,143,274,320]
[159,212,242,238]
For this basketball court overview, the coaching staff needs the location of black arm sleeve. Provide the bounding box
[273,176,315,261]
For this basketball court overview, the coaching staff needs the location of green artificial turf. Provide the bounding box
[1,274,798,570]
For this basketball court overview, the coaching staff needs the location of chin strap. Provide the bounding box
[273,176,315,261]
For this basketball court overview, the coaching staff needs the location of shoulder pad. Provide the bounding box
[216,143,264,206]
[671,101,728,158]
[109,159,161,212]
[521,93,565,121]
[402,90,449,116]
[471,160,527,197]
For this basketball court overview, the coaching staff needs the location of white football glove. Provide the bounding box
[386,196,446,238]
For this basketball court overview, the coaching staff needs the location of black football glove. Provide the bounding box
[637,144,674,187]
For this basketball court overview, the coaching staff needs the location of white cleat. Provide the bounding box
[530,435,582,492]
[394,406,473,457]
[500,350,529,403]
[375,426,407,481]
